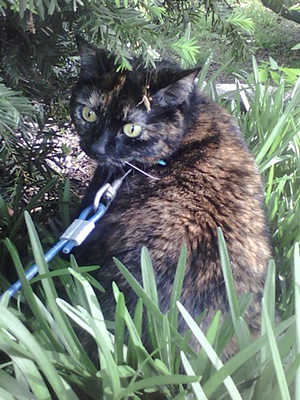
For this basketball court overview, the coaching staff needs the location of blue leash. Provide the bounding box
[0,172,130,301]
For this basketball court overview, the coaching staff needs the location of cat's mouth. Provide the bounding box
[94,154,162,180]
[94,153,131,168]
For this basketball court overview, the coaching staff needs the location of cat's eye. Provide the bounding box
[82,106,97,123]
[123,123,142,138]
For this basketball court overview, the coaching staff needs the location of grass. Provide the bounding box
[0,217,298,399]
[195,0,300,81]
[0,56,300,398]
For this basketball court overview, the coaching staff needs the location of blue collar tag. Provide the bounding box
[158,159,166,166]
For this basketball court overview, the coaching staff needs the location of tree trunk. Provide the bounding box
[261,0,300,24]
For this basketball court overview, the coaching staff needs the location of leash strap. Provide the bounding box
[0,171,131,301]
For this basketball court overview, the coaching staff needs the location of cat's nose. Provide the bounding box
[92,136,108,155]
[92,141,106,155]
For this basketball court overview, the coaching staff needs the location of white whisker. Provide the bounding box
[125,161,160,181]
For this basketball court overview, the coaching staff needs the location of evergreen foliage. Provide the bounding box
[1,1,300,399]
[0,0,258,204]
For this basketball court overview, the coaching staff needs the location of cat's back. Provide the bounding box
[78,90,270,329]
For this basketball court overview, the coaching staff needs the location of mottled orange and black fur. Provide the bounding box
[70,37,271,357]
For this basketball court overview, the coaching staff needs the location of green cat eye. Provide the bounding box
[82,106,97,123]
[123,123,142,138]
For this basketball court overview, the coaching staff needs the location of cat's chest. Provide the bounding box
[87,162,205,220]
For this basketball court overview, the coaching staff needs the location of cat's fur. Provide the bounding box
[70,37,271,357]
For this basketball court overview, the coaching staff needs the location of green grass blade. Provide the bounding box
[172,391,188,400]
[202,316,295,398]
[195,310,221,377]
[56,298,95,336]
[68,268,113,350]
[0,330,32,359]
[113,257,194,355]
[177,301,243,400]
[115,374,200,400]
[0,369,34,400]
[272,354,300,400]
[261,260,276,366]
[24,212,95,369]
[12,356,52,399]
[161,314,172,373]
[181,351,208,400]
[141,247,159,306]
[4,238,62,351]
[112,283,159,376]
[217,293,252,354]
[262,298,291,400]
[0,305,80,400]
[85,312,122,399]
[197,53,212,90]
[141,246,160,350]
[0,387,14,400]
[125,296,143,368]
[0,291,10,307]
[253,323,296,400]
[217,227,251,361]
[294,242,300,400]
[168,244,187,330]
[114,291,126,365]
[217,228,240,322]
[168,244,187,371]
[256,81,300,165]
[59,176,70,229]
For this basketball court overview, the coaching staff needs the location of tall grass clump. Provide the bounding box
[211,57,300,318]
[0,59,300,399]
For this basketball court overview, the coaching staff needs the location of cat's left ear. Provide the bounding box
[76,35,98,72]
[154,67,201,106]
[76,35,113,77]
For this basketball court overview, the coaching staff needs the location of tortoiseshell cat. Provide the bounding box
[70,37,271,357]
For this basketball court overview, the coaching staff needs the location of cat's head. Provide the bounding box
[71,37,200,167]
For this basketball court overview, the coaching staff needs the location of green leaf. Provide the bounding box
[256,78,300,165]
[115,374,200,400]
[227,13,255,33]
[181,352,208,400]
[294,242,300,399]
[0,305,80,400]
[0,369,35,400]
[11,357,52,399]
[262,299,291,400]
[177,301,243,400]
[113,257,194,355]
[203,317,295,398]
[168,244,187,330]
[24,212,95,370]
[114,291,126,365]
[4,238,62,351]
[261,260,276,364]
[18,0,27,18]
[292,43,300,50]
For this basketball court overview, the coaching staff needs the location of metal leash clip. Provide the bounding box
[61,169,132,254]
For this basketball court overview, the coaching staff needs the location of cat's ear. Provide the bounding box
[76,35,98,73]
[154,67,201,106]
[75,35,112,77]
